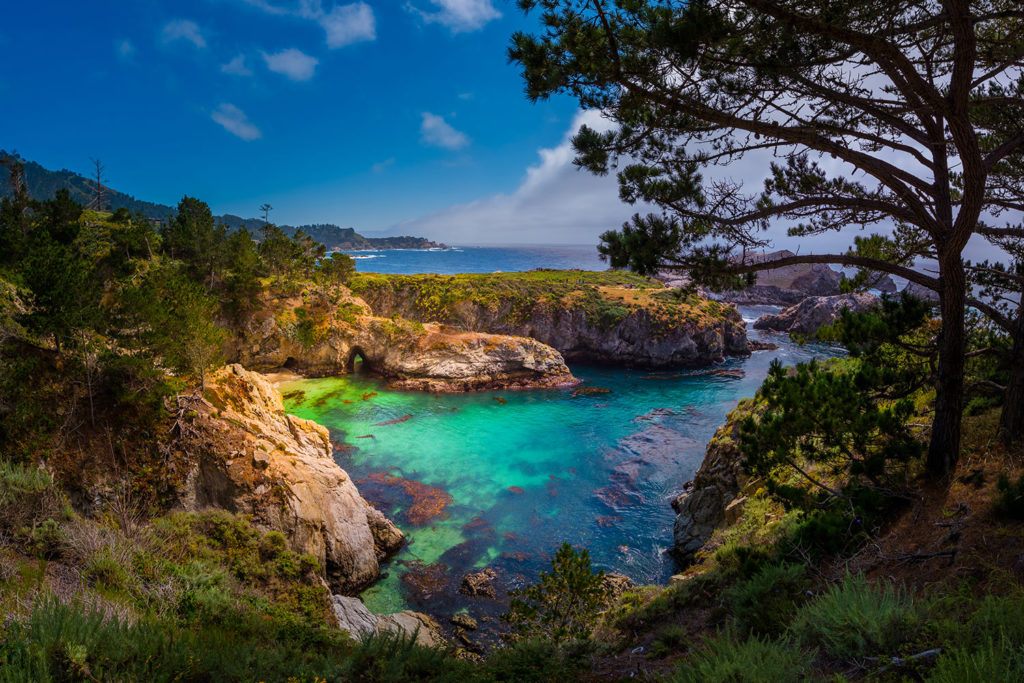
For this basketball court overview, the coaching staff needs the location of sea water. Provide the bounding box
[281,302,839,625]
[343,244,606,274]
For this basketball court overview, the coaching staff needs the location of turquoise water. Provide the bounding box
[281,309,838,629]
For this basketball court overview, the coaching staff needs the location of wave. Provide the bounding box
[350,254,386,260]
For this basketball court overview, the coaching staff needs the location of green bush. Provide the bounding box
[484,639,586,680]
[993,474,1024,519]
[649,624,689,658]
[928,637,1024,683]
[503,542,608,644]
[0,461,68,538]
[726,563,810,636]
[669,629,811,682]
[790,574,919,660]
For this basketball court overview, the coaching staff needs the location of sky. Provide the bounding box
[0,0,640,245]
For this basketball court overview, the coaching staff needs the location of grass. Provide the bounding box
[789,573,921,660]
[669,629,812,682]
[348,269,736,333]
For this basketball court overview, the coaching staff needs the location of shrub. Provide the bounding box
[484,638,586,680]
[993,474,1024,519]
[0,462,68,540]
[669,629,811,682]
[726,563,810,636]
[928,637,1024,683]
[790,574,920,660]
[649,624,689,658]
[503,542,608,644]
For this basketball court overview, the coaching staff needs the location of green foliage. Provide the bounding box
[790,574,920,660]
[504,542,608,644]
[648,624,688,658]
[0,461,69,553]
[725,563,809,636]
[669,629,811,683]
[484,638,588,680]
[739,358,921,521]
[928,638,1024,683]
[993,474,1024,519]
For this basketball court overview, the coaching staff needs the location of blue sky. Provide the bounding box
[0,0,638,244]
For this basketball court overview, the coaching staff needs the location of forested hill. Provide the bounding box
[0,151,443,251]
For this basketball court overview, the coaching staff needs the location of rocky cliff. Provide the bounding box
[671,399,760,565]
[753,292,880,336]
[174,364,404,594]
[349,272,749,368]
[225,285,577,391]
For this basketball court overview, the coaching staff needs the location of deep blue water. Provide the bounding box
[344,244,607,274]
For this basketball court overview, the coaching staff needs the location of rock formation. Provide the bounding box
[671,399,759,565]
[175,364,403,594]
[330,595,443,647]
[701,250,844,305]
[753,292,880,336]
[351,277,749,368]
[225,285,577,391]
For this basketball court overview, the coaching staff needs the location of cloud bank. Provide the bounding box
[161,20,207,49]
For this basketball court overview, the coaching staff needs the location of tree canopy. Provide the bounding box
[511,0,1024,474]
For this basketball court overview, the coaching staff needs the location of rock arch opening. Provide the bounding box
[346,347,372,375]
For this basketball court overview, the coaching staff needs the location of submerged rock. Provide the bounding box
[459,569,498,599]
[330,596,442,647]
[753,292,880,336]
[176,364,403,594]
[450,613,478,630]
[361,472,454,525]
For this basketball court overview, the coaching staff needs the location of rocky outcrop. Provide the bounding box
[703,250,844,305]
[225,286,577,391]
[902,281,940,303]
[176,364,404,594]
[352,278,748,368]
[671,399,759,565]
[753,292,880,336]
[330,595,442,647]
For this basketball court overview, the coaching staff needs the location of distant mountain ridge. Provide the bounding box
[0,151,443,251]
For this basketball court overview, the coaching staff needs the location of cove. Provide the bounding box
[280,307,838,623]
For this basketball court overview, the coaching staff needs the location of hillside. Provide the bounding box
[0,151,442,251]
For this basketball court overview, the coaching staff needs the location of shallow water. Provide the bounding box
[280,309,838,628]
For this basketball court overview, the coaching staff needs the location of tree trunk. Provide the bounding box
[927,256,967,476]
[998,309,1024,446]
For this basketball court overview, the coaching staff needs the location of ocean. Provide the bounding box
[344,244,607,275]
[283,246,839,636]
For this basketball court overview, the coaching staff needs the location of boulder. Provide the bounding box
[450,613,478,630]
[330,596,442,647]
[601,573,635,602]
[458,568,498,599]
[902,281,940,303]
[671,400,759,565]
[753,293,880,336]
[177,364,403,594]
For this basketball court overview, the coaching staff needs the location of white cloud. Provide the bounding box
[262,48,318,81]
[243,0,376,48]
[398,111,639,244]
[221,54,253,76]
[409,0,501,34]
[372,157,396,173]
[316,3,376,48]
[116,39,135,61]
[161,19,207,49]
[211,103,262,141]
[420,112,469,150]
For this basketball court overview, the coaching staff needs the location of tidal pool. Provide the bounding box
[280,310,837,628]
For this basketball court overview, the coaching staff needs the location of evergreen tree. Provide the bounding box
[510,0,1024,475]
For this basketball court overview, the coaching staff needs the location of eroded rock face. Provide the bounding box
[753,292,880,336]
[356,284,749,369]
[225,287,577,392]
[330,595,442,647]
[176,364,403,594]
[671,399,758,566]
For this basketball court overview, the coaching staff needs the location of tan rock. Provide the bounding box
[177,364,403,594]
